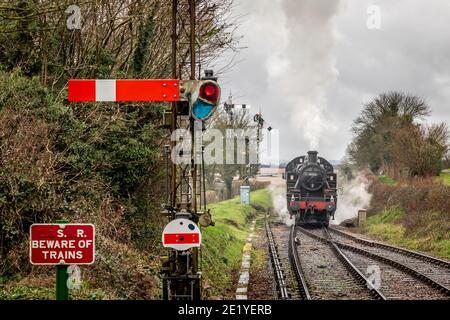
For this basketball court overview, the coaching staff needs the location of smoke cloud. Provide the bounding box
[270,0,341,149]
[333,172,372,224]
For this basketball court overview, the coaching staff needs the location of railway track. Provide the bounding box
[329,227,450,267]
[292,226,385,300]
[265,221,301,299]
[308,227,450,299]
[265,221,289,299]
[327,227,450,298]
[288,224,311,299]
[266,220,449,300]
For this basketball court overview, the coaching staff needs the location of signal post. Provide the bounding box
[67,1,219,300]
[68,76,220,301]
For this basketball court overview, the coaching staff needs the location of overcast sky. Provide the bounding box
[213,0,450,163]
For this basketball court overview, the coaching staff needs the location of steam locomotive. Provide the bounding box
[284,151,337,227]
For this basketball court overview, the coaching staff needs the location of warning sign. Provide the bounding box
[30,224,95,265]
[162,218,201,251]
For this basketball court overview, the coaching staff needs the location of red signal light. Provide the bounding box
[203,84,216,97]
[200,83,219,103]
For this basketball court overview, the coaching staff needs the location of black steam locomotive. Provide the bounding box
[283,151,337,227]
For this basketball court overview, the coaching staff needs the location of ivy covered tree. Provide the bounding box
[348,91,449,178]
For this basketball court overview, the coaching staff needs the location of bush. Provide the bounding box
[369,177,450,217]
[366,174,450,257]
[0,71,165,298]
[87,235,159,299]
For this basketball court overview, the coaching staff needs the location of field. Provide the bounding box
[439,170,450,186]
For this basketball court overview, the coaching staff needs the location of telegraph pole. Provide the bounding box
[188,0,200,299]
[162,0,179,300]
[170,0,178,209]
[189,0,197,214]
[162,0,215,300]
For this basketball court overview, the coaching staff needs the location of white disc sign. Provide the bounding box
[162,218,202,251]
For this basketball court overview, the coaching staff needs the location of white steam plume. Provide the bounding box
[268,170,372,226]
[269,182,293,226]
[333,172,372,224]
[272,0,341,149]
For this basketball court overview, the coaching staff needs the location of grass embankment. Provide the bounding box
[365,207,450,258]
[0,279,111,300]
[363,174,450,259]
[439,170,450,186]
[378,175,396,185]
[201,189,272,298]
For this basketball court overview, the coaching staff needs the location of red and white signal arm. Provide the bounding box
[162,218,202,251]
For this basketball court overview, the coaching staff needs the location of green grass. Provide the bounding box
[0,286,54,300]
[249,189,273,209]
[201,189,272,298]
[0,282,111,300]
[365,207,450,259]
[438,170,450,186]
[378,175,396,185]
[367,207,404,224]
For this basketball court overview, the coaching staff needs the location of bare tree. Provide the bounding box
[392,123,449,177]
[205,109,257,199]
[0,0,241,89]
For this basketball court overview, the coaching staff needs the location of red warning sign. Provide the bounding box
[162,219,201,251]
[30,224,95,265]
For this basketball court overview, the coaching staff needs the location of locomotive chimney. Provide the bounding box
[307,151,318,163]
